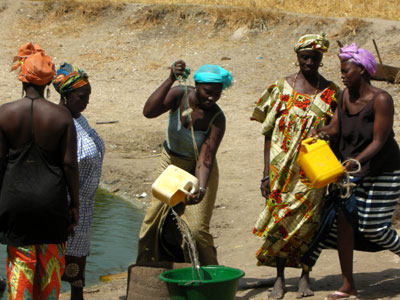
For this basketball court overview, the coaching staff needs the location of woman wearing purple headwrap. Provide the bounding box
[307,43,400,300]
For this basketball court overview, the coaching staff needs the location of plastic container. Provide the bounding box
[152,165,199,207]
[297,138,344,188]
[159,265,245,300]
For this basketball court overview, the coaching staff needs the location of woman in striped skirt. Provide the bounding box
[308,43,400,300]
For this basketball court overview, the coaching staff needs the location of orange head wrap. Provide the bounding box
[11,42,56,86]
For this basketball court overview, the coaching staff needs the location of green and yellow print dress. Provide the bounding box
[251,78,339,268]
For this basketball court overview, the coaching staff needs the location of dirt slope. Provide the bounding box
[0,1,400,299]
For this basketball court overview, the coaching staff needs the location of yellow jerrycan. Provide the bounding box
[297,138,344,188]
[152,165,199,207]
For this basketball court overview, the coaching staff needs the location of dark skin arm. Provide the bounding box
[60,117,80,229]
[143,60,186,118]
[188,112,226,205]
[309,106,340,139]
[0,127,8,191]
[311,91,393,171]
[260,136,271,199]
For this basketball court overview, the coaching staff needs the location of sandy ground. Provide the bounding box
[1,0,400,299]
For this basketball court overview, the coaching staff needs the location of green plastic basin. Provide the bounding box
[159,265,245,300]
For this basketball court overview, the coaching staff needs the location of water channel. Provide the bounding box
[0,188,145,298]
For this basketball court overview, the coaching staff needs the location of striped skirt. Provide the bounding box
[302,171,400,267]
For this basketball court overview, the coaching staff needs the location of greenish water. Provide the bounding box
[0,188,145,298]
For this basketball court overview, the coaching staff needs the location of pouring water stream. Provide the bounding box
[170,208,204,283]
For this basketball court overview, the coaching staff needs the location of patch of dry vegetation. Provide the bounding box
[41,0,125,18]
[20,0,126,37]
[33,0,399,38]
[124,4,284,31]
[128,0,400,21]
[36,0,400,23]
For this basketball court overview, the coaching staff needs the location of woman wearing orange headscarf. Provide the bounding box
[0,43,79,300]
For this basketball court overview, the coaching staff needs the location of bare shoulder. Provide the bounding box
[212,105,226,124]
[36,100,74,126]
[42,99,71,115]
[374,90,393,105]
[285,73,297,85]
[170,85,187,97]
[373,90,394,114]
[0,99,25,119]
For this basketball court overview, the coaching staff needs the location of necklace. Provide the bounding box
[292,71,320,116]
[292,71,320,100]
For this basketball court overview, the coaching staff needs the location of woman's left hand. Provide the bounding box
[343,159,359,172]
[187,187,206,205]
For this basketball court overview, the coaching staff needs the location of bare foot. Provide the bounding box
[296,273,314,298]
[269,277,286,299]
[325,290,357,300]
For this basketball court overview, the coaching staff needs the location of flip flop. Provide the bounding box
[324,291,357,300]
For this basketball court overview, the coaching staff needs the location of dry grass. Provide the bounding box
[153,0,398,21]
[124,4,284,31]
[20,0,126,37]
[101,0,400,21]
[333,18,371,37]
[30,0,398,40]
[35,0,400,25]
[39,0,125,18]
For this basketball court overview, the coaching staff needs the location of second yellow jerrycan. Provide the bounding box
[297,138,344,188]
[152,165,199,207]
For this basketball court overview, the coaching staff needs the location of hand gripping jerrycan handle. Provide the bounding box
[297,137,344,189]
[151,165,199,207]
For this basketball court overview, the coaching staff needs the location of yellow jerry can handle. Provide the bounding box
[300,137,322,153]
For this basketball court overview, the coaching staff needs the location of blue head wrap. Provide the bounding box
[53,62,89,94]
[193,64,233,90]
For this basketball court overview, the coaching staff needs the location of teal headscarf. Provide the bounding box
[194,64,233,90]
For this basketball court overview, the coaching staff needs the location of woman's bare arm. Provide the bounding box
[189,112,226,204]
[60,116,79,225]
[143,60,186,118]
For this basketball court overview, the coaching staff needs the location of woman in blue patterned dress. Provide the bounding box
[53,63,105,300]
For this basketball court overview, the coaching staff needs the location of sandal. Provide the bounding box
[325,291,357,300]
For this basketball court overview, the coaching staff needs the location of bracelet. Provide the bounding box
[261,175,269,182]
[199,187,206,194]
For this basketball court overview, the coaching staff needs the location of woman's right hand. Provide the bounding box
[260,179,270,199]
[308,129,319,138]
[170,60,186,81]
[67,207,79,235]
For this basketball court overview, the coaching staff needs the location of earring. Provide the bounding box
[295,61,299,66]
[319,63,324,67]
[46,86,50,99]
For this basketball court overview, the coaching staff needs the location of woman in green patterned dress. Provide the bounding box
[251,34,340,299]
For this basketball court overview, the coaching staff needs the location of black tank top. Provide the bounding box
[338,90,400,177]
[0,97,69,246]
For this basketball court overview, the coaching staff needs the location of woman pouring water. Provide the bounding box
[136,60,232,266]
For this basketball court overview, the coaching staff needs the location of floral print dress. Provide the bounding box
[251,78,339,268]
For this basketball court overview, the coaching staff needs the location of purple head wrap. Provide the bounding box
[339,43,377,76]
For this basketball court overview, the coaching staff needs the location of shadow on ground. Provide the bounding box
[236,269,400,300]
